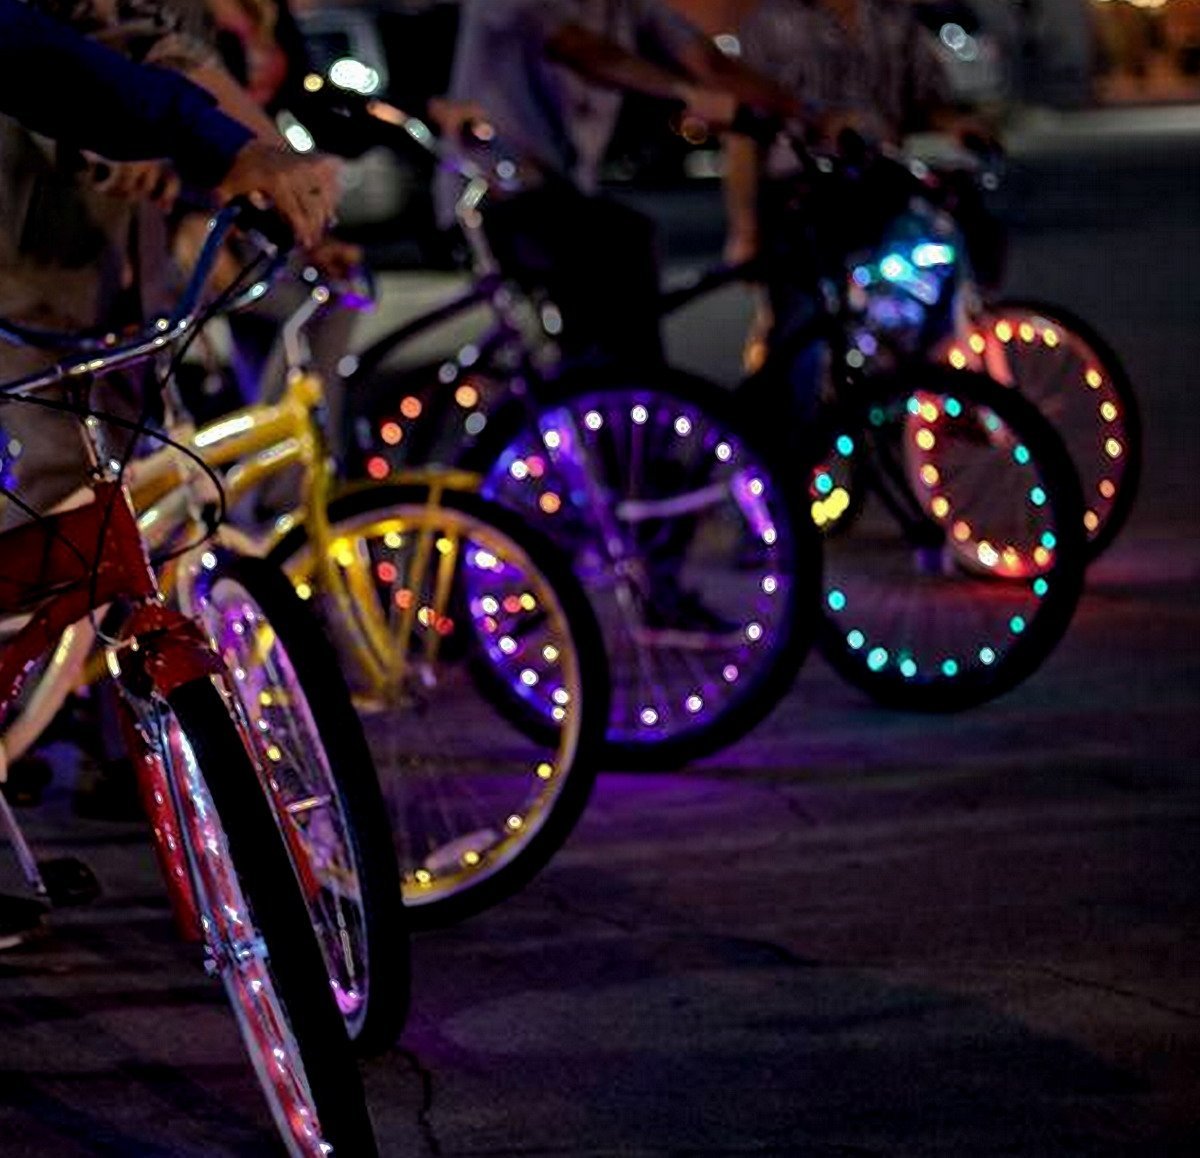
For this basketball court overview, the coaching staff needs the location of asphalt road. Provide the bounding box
[1,105,1197,1156]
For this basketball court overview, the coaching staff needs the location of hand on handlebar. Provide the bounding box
[87,157,182,210]
[216,140,342,250]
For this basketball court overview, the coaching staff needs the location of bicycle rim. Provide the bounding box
[479,374,817,768]
[936,300,1140,561]
[815,367,1086,711]
[274,485,605,927]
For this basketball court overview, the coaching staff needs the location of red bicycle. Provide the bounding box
[0,202,379,1156]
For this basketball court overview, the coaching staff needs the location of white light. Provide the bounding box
[631,405,649,425]
[674,415,693,436]
[329,57,380,95]
[716,442,733,462]
[283,122,315,153]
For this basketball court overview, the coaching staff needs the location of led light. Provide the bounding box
[979,647,996,665]
[543,644,560,662]
[536,763,553,780]
[762,575,778,595]
[540,492,562,514]
[1010,616,1027,634]
[716,441,733,462]
[401,396,423,419]
[686,694,704,713]
[674,415,693,436]
[941,659,959,677]
[1086,369,1103,389]
[847,630,865,650]
[827,589,847,612]
[722,664,740,682]
[380,421,402,445]
[631,405,649,425]
[867,647,888,672]
[585,410,603,431]
[640,707,659,726]
[1105,438,1123,459]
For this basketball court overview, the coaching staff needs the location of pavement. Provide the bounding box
[1,105,1198,1156]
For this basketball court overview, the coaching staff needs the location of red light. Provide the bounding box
[367,456,389,480]
[376,561,398,583]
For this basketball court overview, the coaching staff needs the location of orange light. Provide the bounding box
[380,421,402,445]
[455,383,480,409]
[931,495,951,519]
[1099,479,1116,499]
[1033,546,1051,567]
[394,588,414,610]
[920,464,940,486]
[1084,511,1100,532]
[953,520,972,542]
[539,492,562,514]
[400,396,423,419]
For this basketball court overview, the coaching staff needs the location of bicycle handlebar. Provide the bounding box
[0,198,289,398]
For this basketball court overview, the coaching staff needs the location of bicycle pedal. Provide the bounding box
[37,857,102,907]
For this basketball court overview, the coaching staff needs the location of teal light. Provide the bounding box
[941,659,959,677]
[906,397,922,416]
[827,589,847,612]
[867,647,889,672]
[985,413,1002,433]
[979,646,996,665]
[1041,531,1057,550]
[945,397,962,418]
[1029,486,1046,506]
[836,434,855,457]
[1010,616,1027,635]
[870,406,886,426]
[900,658,918,678]
[1013,445,1031,465]
[847,629,866,650]
[1033,577,1049,597]
[816,472,834,496]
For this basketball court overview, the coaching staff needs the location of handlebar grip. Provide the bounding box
[225,196,296,254]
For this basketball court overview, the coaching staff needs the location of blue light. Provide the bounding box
[852,265,872,287]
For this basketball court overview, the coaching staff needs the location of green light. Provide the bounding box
[1041,531,1057,550]
[847,630,865,650]
[900,658,918,678]
[906,397,921,416]
[941,659,959,677]
[827,589,847,612]
[1033,577,1049,597]
[867,647,889,672]
[870,407,886,426]
[1010,616,1027,635]
[945,397,962,418]
[836,434,855,457]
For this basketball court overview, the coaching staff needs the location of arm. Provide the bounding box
[722,132,764,265]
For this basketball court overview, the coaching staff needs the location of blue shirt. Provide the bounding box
[0,0,251,186]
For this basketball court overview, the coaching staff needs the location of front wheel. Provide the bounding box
[180,548,409,1054]
[271,484,610,928]
[145,677,379,1156]
[813,366,1087,711]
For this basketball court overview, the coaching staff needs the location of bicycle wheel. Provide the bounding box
[935,298,1140,561]
[180,548,409,1054]
[145,677,379,1156]
[471,367,819,769]
[270,484,609,928]
[814,365,1087,711]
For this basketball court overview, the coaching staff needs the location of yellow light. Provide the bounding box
[948,348,967,370]
[931,495,951,519]
[1084,510,1100,532]
[335,548,355,568]
[1105,438,1123,459]
[969,333,986,354]
[303,73,324,92]
[916,428,936,451]
[520,593,537,611]
[436,537,454,555]
[1034,546,1051,567]
[542,645,559,662]
[259,691,274,707]
[536,762,553,780]
[414,869,433,886]
[920,464,940,487]
[266,745,283,763]
[1100,401,1119,422]
[1043,329,1059,348]
[295,582,312,601]
[995,321,1013,343]
[953,520,972,543]
[455,384,480,408]
[463,850,481,866]
[384,531,404,549]
[1002,546,1020,571]
[920,400,939,423]
[1019,322,1035,343]
[506,815,524,831]
[539,492,562,514]
[1086,369,1103,389]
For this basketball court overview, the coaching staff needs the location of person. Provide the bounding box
[434,0,803,367]
[0,0,342,950]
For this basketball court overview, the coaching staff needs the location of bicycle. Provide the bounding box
[326,93,821,771]
[0,201,379,1155]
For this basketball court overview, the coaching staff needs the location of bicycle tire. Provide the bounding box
[181,548,409,1055]
[467,365,820,769]
[270,483,609,928]
[160,677,379,1156]
[935,298,1141,561]
[814,365,1087,711]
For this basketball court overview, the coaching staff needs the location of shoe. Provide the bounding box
[635,583,745,651]
[0,894,48,952]
[72,758,143,823]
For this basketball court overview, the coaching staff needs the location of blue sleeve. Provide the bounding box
[0,0,252,186]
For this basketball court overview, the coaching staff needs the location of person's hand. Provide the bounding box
[679,84,738,131]
[216,139,342,249]
[427,96,492,142]
[87,157,181,210]
[305,236,363,281]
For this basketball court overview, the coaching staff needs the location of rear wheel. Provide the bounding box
[813,366,1087,711]
[271,485,609,928]
[145,677,379,1156]
[181,548,409,1054]
[472,368,819,769]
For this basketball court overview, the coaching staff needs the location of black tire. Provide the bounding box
[183,549,409,1055]
[466,365,820,770]
[942,297,1141,561]
[164,677,379,1156]
[270,483,610,928]
[813,366,1087,711]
